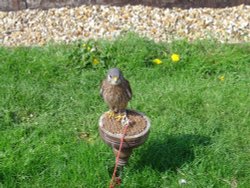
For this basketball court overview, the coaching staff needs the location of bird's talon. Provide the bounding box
[107,111,115,118]
[114,114,126,122]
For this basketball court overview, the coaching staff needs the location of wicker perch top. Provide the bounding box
[101,110,147,136]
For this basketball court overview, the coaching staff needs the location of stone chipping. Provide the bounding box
[0,4,249,46]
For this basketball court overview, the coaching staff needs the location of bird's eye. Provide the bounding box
[108,75,112,79]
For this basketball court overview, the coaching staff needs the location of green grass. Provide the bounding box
[0,34,250,188]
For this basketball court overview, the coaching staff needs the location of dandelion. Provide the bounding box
[93,58,99,65]
[219,75,225,81]
[87,46,91,51]
[152,58,163,65]
[82,43,86,48]
[171,53,180,63]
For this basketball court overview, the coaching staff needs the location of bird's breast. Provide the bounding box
[103,85,128,103]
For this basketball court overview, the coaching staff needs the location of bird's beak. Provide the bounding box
[112,76,118,82]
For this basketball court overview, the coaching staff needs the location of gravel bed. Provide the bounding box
[0,4,249,46]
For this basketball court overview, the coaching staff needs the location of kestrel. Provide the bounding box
[100,68,132,119]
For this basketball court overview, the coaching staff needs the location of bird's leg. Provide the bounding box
[114,110,127,122]
[106,110,116,119]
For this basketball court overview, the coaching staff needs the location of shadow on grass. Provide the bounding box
[134,134,211,172]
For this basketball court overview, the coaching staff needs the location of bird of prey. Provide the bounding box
[100,68,132,120]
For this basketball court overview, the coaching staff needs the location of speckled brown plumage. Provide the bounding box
[100,68,132,113]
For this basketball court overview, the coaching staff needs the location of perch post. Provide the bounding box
[99,110,150,167]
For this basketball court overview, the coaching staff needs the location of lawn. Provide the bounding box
[0,34,250,188]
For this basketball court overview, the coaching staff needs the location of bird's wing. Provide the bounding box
[125,79,132,100]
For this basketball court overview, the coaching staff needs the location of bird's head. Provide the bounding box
[107,68,123,85]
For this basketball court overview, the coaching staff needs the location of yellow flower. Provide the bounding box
[93,58,99,65]
[82,43,91,51]
[219,75,225,81]
[152,58,163,65]
[171,53,180,63]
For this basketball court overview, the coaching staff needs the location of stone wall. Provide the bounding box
[1,0,250,11]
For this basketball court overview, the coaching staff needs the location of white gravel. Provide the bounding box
[0,4,249,46]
